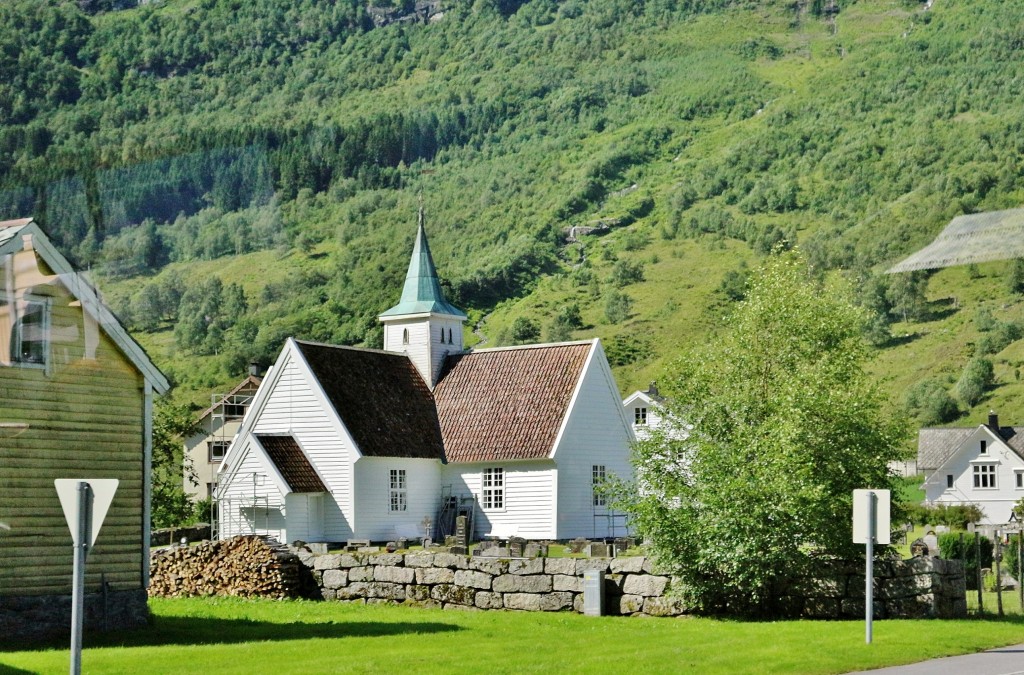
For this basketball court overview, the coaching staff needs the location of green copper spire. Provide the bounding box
[380,209,467,319]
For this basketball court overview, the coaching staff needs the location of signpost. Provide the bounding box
[55,479,118,675]
[853,489,890,645]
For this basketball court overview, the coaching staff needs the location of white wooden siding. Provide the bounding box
[383,315,463,387]
[441,462,556,539]
[352,457,440,540]
[251,348,354,541]
[555,345,634,539]
[925,427,1024,524]
[217,437,285,541]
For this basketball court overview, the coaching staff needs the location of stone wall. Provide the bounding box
[295,549,967,619]
[296,549,688,617]
[0,589,148,643]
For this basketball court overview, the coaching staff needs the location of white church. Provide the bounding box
[216,218,634,543]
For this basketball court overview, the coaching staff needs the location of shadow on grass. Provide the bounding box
[0,616,461,653]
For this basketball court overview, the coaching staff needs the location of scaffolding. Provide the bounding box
[434,485,477,541]
[213,472,270,539]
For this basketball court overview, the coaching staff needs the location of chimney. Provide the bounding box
[249,362,261,378]
[647,381,659,398]
[988,410,999,431]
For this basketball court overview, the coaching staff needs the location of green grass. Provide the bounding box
[3,597,1024,674]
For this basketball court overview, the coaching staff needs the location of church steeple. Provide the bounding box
[379,209,466,388]
[380,208,466,320]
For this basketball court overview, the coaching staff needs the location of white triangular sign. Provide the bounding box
[54,479,119,547]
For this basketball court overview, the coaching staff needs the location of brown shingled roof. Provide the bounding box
[294,340,444,460]
[257,434,328,493]
[433,342,592,463]
[918,424,1024,471]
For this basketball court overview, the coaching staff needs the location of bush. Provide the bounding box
[610,259,645,287]
[510,317,540,344]
[604,290,633,324]
[905,379,959,425]
[955,357,994,407]
[938,532,993,590]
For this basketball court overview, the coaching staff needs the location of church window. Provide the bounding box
[448,328,453,344]
[592,465,606,507]
[389,469,407,512]
[482,468,504,510]
[973,464,996,489]
[402,328,409,345]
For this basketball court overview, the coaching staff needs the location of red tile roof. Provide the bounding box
[257,434,328,492]
[433,343,592,463]
[294,340,444,460]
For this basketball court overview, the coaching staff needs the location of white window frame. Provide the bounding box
[973,464,997,489]
[980,440,988,455]
[4,294,50,370]
[389,469,407,512]
[634,407,647,425]
[482,467,504,511]
[592,465,607,507]
[1015,470,1024,490]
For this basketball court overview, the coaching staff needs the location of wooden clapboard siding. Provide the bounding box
[441,461,557,539]
[0,276,146,598]
[553,342,634,539]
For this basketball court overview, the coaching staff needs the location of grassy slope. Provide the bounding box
[2,597,1024,674]
[92,0,1024,436]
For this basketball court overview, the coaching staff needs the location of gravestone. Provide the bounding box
[923,532,939,558]
[586,542,610,558]
[910,537,929,557]
[509,536,526,558]
[455,516,468,549]
[613,537,634,555]
[524,542,545,558]
[422,538,432,549]
[568,537,589,554]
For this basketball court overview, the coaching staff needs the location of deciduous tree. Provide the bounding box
[615,252,907,616]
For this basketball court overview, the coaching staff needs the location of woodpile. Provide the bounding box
[149,535,305,599]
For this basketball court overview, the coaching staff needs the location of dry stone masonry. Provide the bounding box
[147,537,967,619]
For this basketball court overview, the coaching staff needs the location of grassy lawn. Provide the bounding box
[3,598,1024,674]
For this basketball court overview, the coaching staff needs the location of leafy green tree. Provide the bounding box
[615,252,906,616]
[905,378,959,425]
[510,316,540,344]
[886,271,930,323]
[955,357,994,407]
[151,402,200,529]
[604,290,632,324]
[1008,259,1024,294]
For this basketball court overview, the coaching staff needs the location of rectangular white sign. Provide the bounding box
[852,489,891,545]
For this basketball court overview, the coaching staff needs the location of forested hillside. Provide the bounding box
[3,0,1024,431]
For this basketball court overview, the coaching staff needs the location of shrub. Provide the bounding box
[610,259,645,287]
[604,290,633,324]
[956,357,995,407]
[905,379,959,425]
[938,532,993,590]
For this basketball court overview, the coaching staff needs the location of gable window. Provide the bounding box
[482,467,504,510]
[946,474,954,488]
[973,464,996,489]
[592,465,607,507]
[209,441,229,462]
[389,469,407,512]
[1017,472,1023,489]
[402,328,410,345]
[980,440,988,455]
[3,295,50,368]
[634,407,648,425]
[448,328,453,344]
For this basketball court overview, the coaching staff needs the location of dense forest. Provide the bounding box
[3,0,1024,429]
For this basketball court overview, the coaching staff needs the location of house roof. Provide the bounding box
[918,425,1024,471]
[257,434,327,492]
[0,219,169,393]
[379,216,466,319]
[197,374,263,421]
[294,340,445,460]
[433,342,592,463]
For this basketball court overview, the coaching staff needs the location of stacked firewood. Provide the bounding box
[149,535,304,599]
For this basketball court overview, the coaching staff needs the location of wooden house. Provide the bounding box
[217,220,633,543]
[0,219,169,640]
[183,371,262,502]
[918,412,1024,525]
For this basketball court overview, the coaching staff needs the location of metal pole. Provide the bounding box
[1017,533,1023,611]
[70,482,93,675]
[866,490,875,645]
[975,532,983,613]
[995,533,1004,617]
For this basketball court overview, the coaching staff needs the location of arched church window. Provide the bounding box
[402,328,409,345]
[448,328,453,344]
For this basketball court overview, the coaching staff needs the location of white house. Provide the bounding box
[216,218,633,543]
[622,382,689,442]
[183,371,262,501]
[918,412,1024,525]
